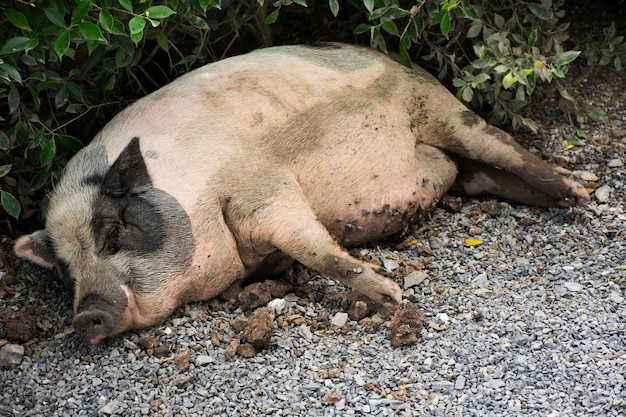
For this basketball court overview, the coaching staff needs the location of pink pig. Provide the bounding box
[14,43,588,345]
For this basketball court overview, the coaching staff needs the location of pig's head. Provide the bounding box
[14,138,195,345]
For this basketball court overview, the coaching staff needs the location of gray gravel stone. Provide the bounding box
[0,344,24,367]
[403,270,427,289]
[595,184,613,202]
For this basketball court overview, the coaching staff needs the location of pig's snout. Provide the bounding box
[73,290,129,345]
[73,308,115,345]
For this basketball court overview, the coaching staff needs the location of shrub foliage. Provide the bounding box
[0,0,622,224]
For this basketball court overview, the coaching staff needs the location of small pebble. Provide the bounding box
[563,282,583,292]
[0,344,24,367]
[268,298,288,315]
[595,184,612,202]
[607,158,623,167]
[383,259,399,271]
[298,324,313,340]
[99,400,118,415]
[331,312,348,328]
[194,355,213,366]
[403,270,427,289]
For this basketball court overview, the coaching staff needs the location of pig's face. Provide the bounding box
[14,138,195,344]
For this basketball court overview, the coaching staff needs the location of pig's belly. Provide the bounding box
[296,143,458,245]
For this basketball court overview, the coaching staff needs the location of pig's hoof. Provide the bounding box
[368,279,403,309]
[558,178,590,207]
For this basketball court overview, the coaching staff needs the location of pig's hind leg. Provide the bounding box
[417,100,589,206]
[452,158,585,207]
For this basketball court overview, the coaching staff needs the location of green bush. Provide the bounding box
[0,0,622,224]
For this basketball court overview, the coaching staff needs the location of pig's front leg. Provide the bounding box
[241,191,402,309]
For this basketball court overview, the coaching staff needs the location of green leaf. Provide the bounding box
[381,20,399,37]
[44,7,67,28]
[399,43,410,67]
[440,11,450,38]
[30,170,49,191]
[129,16,146,44]
[0,62,23,82]
[72,0,92,24]
[54,29,71,58]
[8,86,19,114]
[566,136,586,146]
[354,24,372,35]
[1,191,20,219]
[328,0,338,16]
[5,9,32,32]
[0,165,11,177]
[156,31,169,52]
[528,3,553,20]
[0,36,36,55]
[59,135,84,152]
[293,0,307,7]
[198,0,212,11]
[40,139,56,166]
[363,0,375,13]
[55,84,69,108]
[79,22,107,42]
[265,8,280,24]
[0,131,9,151]
[462,86,474,102]
[502,72,515,89]
[111,20,127,36]
[146,6,176,19]
[118,0,133,12]
[99,10,114,32]
[556,50,580,67]
[467,21,481,38]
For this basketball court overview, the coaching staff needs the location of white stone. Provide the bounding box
[472,272,488,287]
[331,312,348,328]
[609,291,624,303]
[268,298,288,315]
[99,400,118,415]
[195,355,213,366]
[576,170,599,181]
[403,270,427,289]
[563,282,583,292]
[383,259,399,271]
[595,185,612,203]
[607,158,623,167]
[298,324,313,340]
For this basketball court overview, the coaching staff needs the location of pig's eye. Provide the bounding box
[104,224,122,254]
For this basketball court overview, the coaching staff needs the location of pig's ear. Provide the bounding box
[102,137,152,196]
[14,230,56,269]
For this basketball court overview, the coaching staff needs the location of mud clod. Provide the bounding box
[5,311,36,342]
[348,300,370,321]
[240,307,275,350]
[238,282,273,310]
[236,343,257,358]
[174,350,191,371]
[440,195,463,212]
[480,200,504,216]
[388,301,425,347]
[137,333,157,350]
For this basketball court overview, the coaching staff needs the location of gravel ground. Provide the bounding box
[1,61,626,416]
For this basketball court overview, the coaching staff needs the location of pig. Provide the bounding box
[13,43,589,345]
